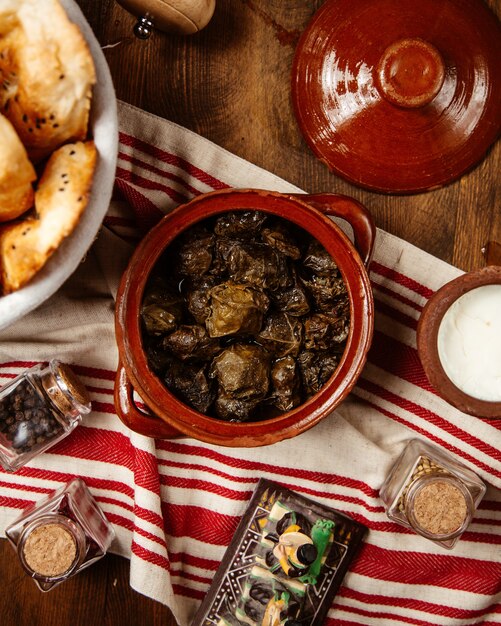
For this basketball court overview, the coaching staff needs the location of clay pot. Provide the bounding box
[417,266,501,419]
[292,0,501,194]
[114,189,375,446]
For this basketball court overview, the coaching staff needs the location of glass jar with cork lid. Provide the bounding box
[380,439,486,549]
[0,360,91,471]
[5,477,115,590]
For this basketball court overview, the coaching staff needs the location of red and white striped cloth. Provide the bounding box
[0,101,500,626]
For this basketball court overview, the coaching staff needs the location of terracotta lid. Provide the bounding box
[291,0,501,194]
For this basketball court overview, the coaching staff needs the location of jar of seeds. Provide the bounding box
[379,439,486,549]
[5,477,115,590]
[0,360,91,472]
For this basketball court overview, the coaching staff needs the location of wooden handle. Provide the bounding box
[300,193,376,267]
[116,0,216,35]
[114,361,183,439]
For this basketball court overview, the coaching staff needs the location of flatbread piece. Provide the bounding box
[0,0,96,162]
[0,111,36,221]
[0,140,97,294]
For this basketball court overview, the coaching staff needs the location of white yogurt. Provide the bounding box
[437,284,501,402]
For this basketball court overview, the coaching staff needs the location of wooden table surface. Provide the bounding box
[1,0,500,624]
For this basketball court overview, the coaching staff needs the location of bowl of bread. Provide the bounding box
[0,0,118,331]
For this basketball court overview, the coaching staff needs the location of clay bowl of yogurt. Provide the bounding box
[417,266,501,418]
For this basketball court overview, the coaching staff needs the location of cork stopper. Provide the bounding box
[412,481,467,535]
[23,522,77,577]
[18,514,86,582]
[42,361,91,417]
[405,474,472,539]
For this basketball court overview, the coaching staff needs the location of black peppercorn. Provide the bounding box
[13,396,23,410]
[23,396,36,409]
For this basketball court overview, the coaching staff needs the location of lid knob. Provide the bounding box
[376,38,445,108]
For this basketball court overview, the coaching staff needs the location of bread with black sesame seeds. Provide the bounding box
[0,111,36,222]
[0,140,97,294]
[0,0,96,162]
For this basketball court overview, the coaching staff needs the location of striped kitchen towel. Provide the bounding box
[0,100,499,626]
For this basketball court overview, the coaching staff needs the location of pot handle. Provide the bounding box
[297,193,376,267]
[114,361,183,439]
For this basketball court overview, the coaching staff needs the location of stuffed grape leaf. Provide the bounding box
[206,281,269,337]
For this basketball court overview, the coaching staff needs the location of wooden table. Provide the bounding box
[1,0,499,624]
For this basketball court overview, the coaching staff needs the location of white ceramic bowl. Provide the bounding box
[0,0,118,332]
